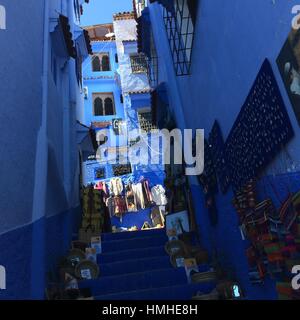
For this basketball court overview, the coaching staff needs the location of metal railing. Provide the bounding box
[130,55,148,74]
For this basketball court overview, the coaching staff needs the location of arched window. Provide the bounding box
[94,97,103,116]
[104,97,114,115]
[93,93,115,116]
[101,55,110,71]
[92,56,101,72]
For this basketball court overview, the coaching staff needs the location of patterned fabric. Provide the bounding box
[125,183,137,212]
[151,185,167,206]
[109,177,123,196]
[114,196,127,218]
[106,196,116,218]
[132,183,145,209]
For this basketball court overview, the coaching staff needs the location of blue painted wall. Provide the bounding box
[82,41,125,125]
[0,0,87,299]
[147,0,300,299]
[82,18,165,186]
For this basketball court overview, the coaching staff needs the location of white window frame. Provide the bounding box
[91,52,111,72]
[92,93,116,116]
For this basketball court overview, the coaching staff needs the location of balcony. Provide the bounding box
[130,54,148,74]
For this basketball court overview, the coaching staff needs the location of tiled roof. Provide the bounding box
[59,15,77,58]
[92,121,111,129]
[123,39,136,43]
[83,76,114,80]
[90,39,115,43]
[128,89,152,95]
[84,23,114,41]
[113,11,135,21]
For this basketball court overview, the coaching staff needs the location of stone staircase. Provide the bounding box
[78,228,216,300]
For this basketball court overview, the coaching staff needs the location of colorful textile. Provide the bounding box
[109,177,123,196]
[151,184,167,206]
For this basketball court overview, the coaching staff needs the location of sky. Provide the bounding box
[80,0,133,26]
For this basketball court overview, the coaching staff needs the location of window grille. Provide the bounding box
[148,33,159,87]
[138,111,158,133]
[112,164,132,176]
[94,167,105,179]
[130,54,148,74]
[163,0,196,76]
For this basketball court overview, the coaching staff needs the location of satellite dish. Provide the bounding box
[105,32,115,38]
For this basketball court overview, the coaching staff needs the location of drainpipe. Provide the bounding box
[30,0,49,299]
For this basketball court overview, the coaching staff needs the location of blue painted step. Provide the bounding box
[98,245,166,264]
[79,268,188,296]
[110,208,153,230]
[101,228,166,242]
[102,235,167,252]
[95,282,217,300]
[100,255,172,277]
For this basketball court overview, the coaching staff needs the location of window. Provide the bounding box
[101,55,110,71]
[94,97,103,116]
[163,0,197,75]
[104,98,114,115]
[138,109,158,133]
[92,56,101,72]
[112,164,132,177]
[130,54,148,74]
[91,53,111,72]
[94,167,105,180]
[148,32,159,87]
[93,93,116,116]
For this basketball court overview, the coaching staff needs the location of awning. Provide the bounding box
[59,15,77,58]
[74,27,92,84]
[149,0,174,13]
[83,29,93,55]
[151,82,176,130]
[51,15,77,59]
[77,121,96,157]
[91,121,111,129]
[89,128,98,151]
[137,8,151,58]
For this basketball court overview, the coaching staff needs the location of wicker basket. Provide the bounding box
[191,270,217,283]
[165,240,187,256]
[75,260,99,280]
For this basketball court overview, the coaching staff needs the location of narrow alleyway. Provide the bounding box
[2,0,300,303]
